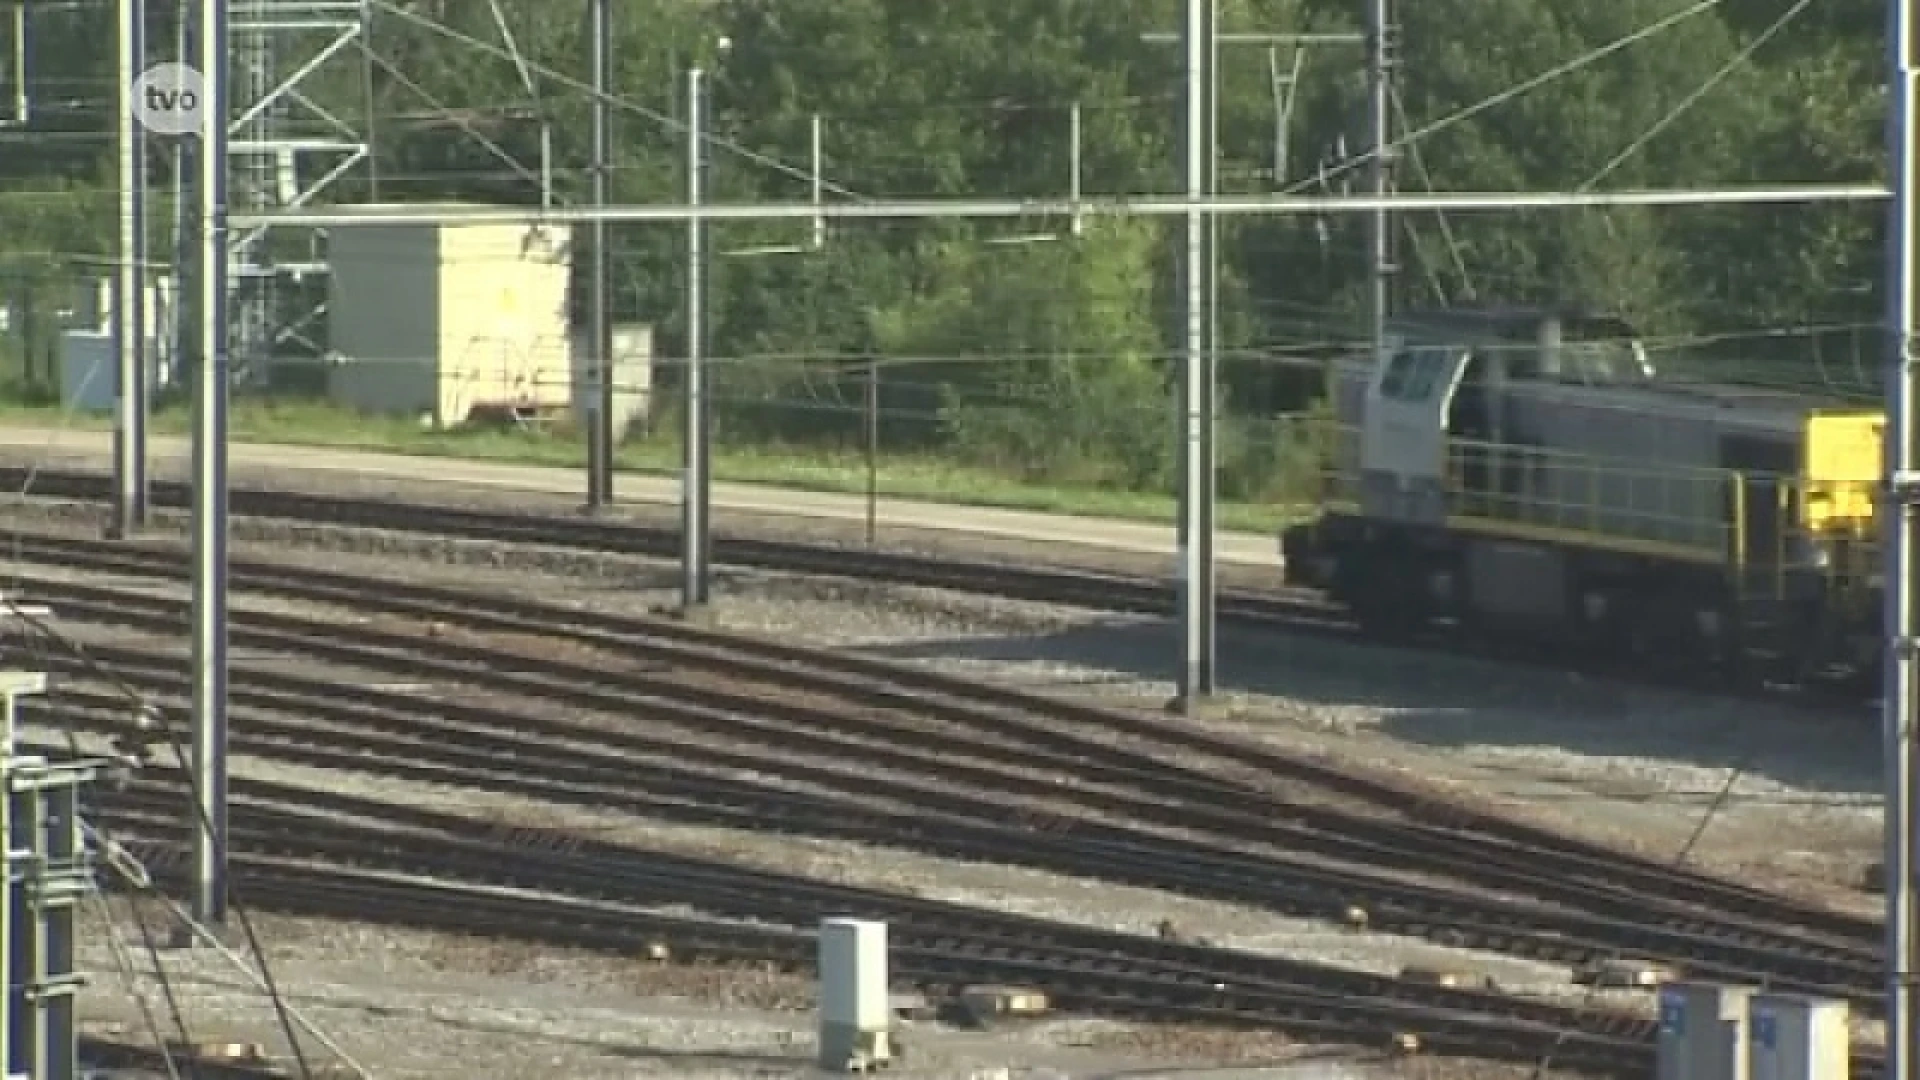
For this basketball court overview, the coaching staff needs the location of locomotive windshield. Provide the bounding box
[1385,308,1654,388]
[1560,338,1655,385]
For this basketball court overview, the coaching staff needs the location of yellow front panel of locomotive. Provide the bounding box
[1803,409,1884,533]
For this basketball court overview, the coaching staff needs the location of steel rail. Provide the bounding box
[8,524,1874,942]
[24,561,1880,970]
[36,676,1883,1003]
[13,572,1890,1008]
[85,782,1665,1056]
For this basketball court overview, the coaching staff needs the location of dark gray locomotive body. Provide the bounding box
[1283,308,1880,681]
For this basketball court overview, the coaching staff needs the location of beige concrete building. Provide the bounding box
[326,205,573,428]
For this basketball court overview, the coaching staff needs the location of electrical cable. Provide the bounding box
[95,827,380,1080]
[4,620,195,1075]
[1388,84,1478,302]
[369,0,873,202]
[1523,17,1849,1066]
[0,600,320,1080]
[1296,0,1726,196]
[357,42,539,199]
[89,890,189,1080]
[1526,751,1761,1079]
[1577,0,1818,194]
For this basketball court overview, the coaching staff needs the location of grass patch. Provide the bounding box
[0,398,1296,533]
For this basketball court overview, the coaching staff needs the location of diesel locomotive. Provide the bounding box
[1281,307,1883,684]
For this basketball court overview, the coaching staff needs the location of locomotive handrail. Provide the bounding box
[1298,417,1880,601]
[1439,434,1732,558]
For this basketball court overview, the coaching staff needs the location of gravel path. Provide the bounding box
[71,902,1592,1079]
[80,905,1391,1079]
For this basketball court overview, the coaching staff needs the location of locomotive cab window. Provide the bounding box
[1380,346,1458,402]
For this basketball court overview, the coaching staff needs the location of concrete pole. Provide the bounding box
[1175,0,1218,709]
[586,0,615,508]
[113,0,148,535]
[191,0,231,927]
[681,66,710,613]
[7,5,25,125]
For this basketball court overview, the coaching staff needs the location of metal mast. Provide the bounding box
[1176,0,1218,710]
[114,0,148,536]
[682,65,711,614]
[229,0,372,375]
[1366,0,1397,350]
[587,0,614,508]
[1885,0,1918,1069]
[234,0,278,369]
[192,0,232,928]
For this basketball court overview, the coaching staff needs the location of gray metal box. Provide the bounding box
[1750,993,1848,1080]
[1658,982,1753,1080]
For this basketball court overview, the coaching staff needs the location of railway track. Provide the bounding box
[0,465,1339,626]
[0,459,1875,712]
[9,458,1882,700]
[82,1036,295,1079]
[41,664,1880,1008]
[2,532,1888,999]
[14,531,1877,912]
[71,763,1665,1074]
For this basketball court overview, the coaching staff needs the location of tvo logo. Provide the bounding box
[130,62,205,137]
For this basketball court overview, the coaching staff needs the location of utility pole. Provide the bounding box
[113,0,148,536]
[192,0,231,928]
[1175,0,1217,710]
[681,65,710,615]
[586,0,615,509]
[1885,0,1918,1071]
[7,4,26,126]
[1366,0,1397,349]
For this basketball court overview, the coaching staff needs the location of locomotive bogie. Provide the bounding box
[1286,510,1869,681]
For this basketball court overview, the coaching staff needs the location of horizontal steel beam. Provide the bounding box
[233,184,1889,229]
[1142,31,1365,44]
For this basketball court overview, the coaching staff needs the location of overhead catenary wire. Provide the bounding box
[118,865,380,1080]
[0,16,1889,1076]
[12,611,363,1078]
[365,0,1746,213]
[1577,0,1819,194]
[1297,0,1732,196]
[368,0,873,202]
